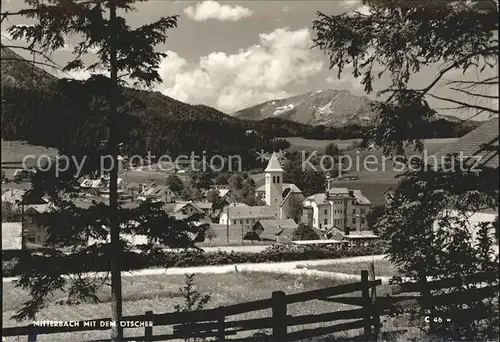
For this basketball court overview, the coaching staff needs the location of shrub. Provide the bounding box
[292,223,320,240]
[2,242,387,277]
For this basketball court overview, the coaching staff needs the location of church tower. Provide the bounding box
[265,152,284,218]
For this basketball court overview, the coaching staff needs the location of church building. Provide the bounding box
[256,152,305,220]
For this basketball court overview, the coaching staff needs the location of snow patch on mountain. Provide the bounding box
[317,100,333,114]
[273,104,295,116]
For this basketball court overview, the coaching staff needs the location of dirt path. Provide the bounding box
[3,254,388,283]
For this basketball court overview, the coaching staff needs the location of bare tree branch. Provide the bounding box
[428,93,499,116]
[0,57,63,71]
[445,76,499,88]
[1,43,63,69]
[450,87,499,99]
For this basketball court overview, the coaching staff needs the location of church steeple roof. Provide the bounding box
[265,152,284,172]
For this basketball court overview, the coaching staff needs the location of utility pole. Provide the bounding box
[108,1,123,340]
[226,205,229,245]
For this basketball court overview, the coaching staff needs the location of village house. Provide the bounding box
[137,183,178,203]
[243,219,298,242]
[302,181,372,233]
[219,205,275,226]
[165,201,212,221]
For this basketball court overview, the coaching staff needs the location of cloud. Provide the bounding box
[341,0,371,15]
[326,73,364,93]
[184,1,253,22]
[157,28,324,113]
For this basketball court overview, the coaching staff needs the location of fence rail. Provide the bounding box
[3,269,497,342]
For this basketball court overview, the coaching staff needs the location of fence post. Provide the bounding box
[368,262,380,340]
[272,290,287,341]
[361,270,372,341]
[144,310,153,341]
[27,325,37,342]
[217,306,225,341]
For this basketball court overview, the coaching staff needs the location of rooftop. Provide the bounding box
[227,205,275,219]
[265,152,284,172]
[433,118,499,169]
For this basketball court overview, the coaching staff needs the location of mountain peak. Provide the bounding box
[233,88,374,127]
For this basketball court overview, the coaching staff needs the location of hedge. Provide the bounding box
[2,241,388,278]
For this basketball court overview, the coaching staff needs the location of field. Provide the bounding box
[3,271,420,342]
[1,140,58,179]
[285,137,362,153]
[295,138,459,186]
[303,259,397,277]
[285,137,458,155]
[0,140,179,187]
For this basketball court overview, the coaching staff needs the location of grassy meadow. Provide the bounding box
[3,271,420,342]
[1,140,58,179]
[285,137,362,153]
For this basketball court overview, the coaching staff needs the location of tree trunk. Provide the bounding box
[109,2,123,341]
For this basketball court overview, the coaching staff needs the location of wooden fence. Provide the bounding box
[2,271,381,342]
[327,270,498,328]
[3,269,497,341]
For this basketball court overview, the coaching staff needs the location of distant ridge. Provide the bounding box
[1,47,57,89]
[233,89,374,127]
[234,88,487,128]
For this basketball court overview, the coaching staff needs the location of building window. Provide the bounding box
[352,209,356,214]
[324,209,327,215]
[352,218,356,224]
[361,208,365,214]
[324,219,328,225]
[361,218,365,224]
[233,220,237,225]
[277,176,280,183]
[352,200,355,205]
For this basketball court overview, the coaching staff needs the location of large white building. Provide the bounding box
[302,183,372,233]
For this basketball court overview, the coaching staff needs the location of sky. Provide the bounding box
[1,0,498,119]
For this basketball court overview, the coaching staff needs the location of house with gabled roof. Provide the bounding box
[164,201,212,222]
[243,219,298,242]
[219,205,275,226]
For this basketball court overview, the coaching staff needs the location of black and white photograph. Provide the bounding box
[1,0,498,341]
